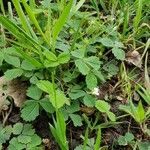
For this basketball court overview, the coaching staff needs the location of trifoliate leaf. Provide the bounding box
[86,72,97,90]
[75,59,90,75]
[21,101,39,121]
[70,114,83,127]
[17,135,31,144]
[4,69,23,80]
[13,123,23,135]
[27,86,42,100]
[112,47,125,60]
[58,52,70,64]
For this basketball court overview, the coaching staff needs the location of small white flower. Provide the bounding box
[92,87,99,96]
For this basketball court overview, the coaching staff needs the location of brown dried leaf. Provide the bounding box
[0,77,27,112]
[126,50,142,68]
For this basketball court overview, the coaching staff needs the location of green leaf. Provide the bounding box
[0,51,4,66]
[37,80,54,94]
[58,52,70,64]
[52,0,73,42]
[4,55,20,67]
[39,98,55,113]
[27,86,42,100]
[69,90,86,100]
[95,100,110,113]
[27,134,42,148]
[8,138,26,150]
[137,101,145,122]
[13,123,23,135]
[0,125,12,144]
[75,59,90,75]
[17,135,31,144]
[98,37,114,47]
[50,90,70,109]
[112,47,125,60]
[4,69,23,80]
[125,132,134,143]
[107,112,116,122]
[71,49,85,59]
[118,136,127,146]
[21,101,39,121]
[22,124,35,136]
[86,72,97,90]
[83,94,96,107]
[85,56,101,70]
[69,114,83,127]
[21,60,36,71]
[43,50,57,61]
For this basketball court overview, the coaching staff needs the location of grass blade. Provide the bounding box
[52,0,73,45]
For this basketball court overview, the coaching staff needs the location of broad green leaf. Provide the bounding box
[4,68,23,80]
[69,114,83,127]
[86,72,97,90]
[27,134,42,148]
[69,90,86,100]
[71,49,85,59]
[21,101,39,121]
[107,112,116,122]
[22,124,35,136]
[112,47,125,60]
[50,90,70,109]
[125,132,134,142]
[52,0,73,42]
[39,98,55,113]
[75,59,90,75]
[27,86,42,100]
[37,80,54,94]
[98,37,114,47]
[21,60,36,71]
[95,100,110,113]
[43,51,59,67]
[83,94,96,107]
[118,136,127,146]
[58,52,70,64]
[8,138,26,150]
[85,56,101,70]
[17,135,31,144]
[4,55,20,67]
[13,123,23,135]
[44,60,59,67]
[43,50,57,61]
